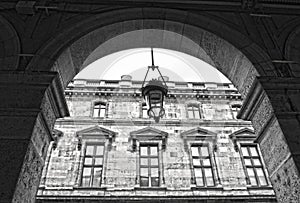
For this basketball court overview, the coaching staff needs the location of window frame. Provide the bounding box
[139,143,160,187]
[80,142,105,188]
[239,143,269,187]
[187,103,201,119]
[190,144,216,187]
[92,101,107,118]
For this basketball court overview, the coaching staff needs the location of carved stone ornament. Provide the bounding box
[129,127,168,151]
[180,127,217,151]
[229,128,256,151]
[76,126,117,150]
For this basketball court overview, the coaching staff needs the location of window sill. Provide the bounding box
[134,186,167,191]
[191,185,223,190]
[246,185,273,190]
[74,186,107,190]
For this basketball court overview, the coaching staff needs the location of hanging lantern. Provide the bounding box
[142,79,168,123]
[141,48,168,123]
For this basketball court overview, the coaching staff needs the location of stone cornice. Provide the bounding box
[54,118,252,128]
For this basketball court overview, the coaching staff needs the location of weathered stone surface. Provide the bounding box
[37,79,275,201]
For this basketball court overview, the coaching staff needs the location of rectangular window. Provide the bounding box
[142,103,148,118]
[191,145,214,187]
[93,103,106,118]
[241,145,268,186]
[81,143,104,187]
[187,105,201,119]
[140,144,159,187]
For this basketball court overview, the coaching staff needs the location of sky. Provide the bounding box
[75,48,230,83]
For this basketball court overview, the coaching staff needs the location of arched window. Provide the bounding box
[187,104,201,119]
[93,102,106,118]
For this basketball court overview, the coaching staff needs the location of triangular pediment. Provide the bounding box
[76,126,116,139]
[181,127,217,140]
[229,128,255,140]
[130,127,168,137]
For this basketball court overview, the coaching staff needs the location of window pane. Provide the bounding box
[195,111,200,119]
[151,168,159,177]
[241,147,249,156]
[140,177,149,187]
[253,158,262,166]
[82,177,90,187]
[140,158,148,166]
[151,158,158,166]
[195,168,204,186]
[194,168,203,178]
[150,147,158,156]
[244,158,252,166]
[204,168,213,178]
[86,145,94,155]
[200,147,209,157]
[142,109,148,118]
[93,108,99,117]
[92,168,102,187]
[203,158,211,166]
[151,177,159,187]
[96,146,104,155]
[84,157,93,165]
[188,110,194,118]
[206,177,214,186]
[99,109,105,118]
[140,168,149,177]
[191,147,199,156]
[256,168,267,186]
[247,168,257,186]
[83,167,91,176]
[250,147,258,156]
[95,158,103,165]
[140,147,148,156]
[193,158,201,166]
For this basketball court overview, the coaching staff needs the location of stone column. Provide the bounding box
[238,77,300,202]
[0,71,69,203]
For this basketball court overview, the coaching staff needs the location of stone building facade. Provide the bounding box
[36,77,276,202]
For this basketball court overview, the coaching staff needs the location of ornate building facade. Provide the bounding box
[36,76,276,202]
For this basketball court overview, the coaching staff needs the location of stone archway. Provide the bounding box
[1,6,299,203]
[26,8,275,98]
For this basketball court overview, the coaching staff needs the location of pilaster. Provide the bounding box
[238,76,300,202]
[0,71,69,203]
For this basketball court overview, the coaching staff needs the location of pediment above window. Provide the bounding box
[181,127,217,141]
[229,128,256,151]
[130,127,168,151]
[76,126,117,139]
[76,126,117,150]
[181,127,217,151]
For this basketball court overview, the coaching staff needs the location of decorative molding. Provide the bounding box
[76,125,117,150]
[129,127,168,151]
[180,127,217,151]
[229,128,256,151]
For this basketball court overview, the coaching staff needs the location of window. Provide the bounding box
[139,144,160,187]
[240,144,268,186]
[231,104,241,119]
[187,104,201,119]
[142,103,148,118]
[93,102,106,118]
[81,143,105,187]
[191,145,215,187]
